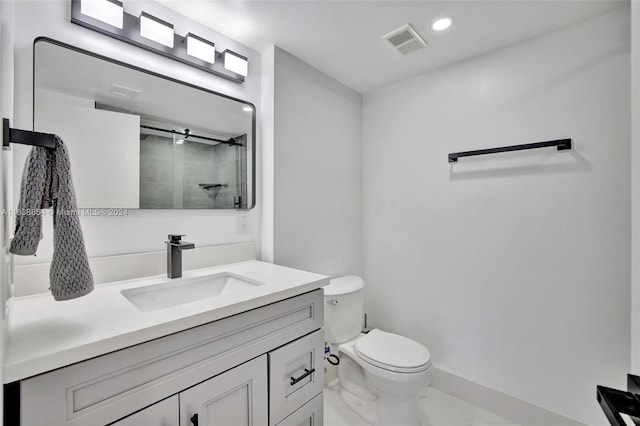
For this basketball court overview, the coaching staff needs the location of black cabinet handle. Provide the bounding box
[190,413,199,426]
[290,368,315,386]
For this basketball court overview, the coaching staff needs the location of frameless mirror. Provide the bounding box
[27,38,255,209]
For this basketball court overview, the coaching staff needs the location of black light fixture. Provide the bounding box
[79,0,123,29]
[186,33,216,64]
[70,0,248,83]
[223,49,249,77]
[139,12,174,48]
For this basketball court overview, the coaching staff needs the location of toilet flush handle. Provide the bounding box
[327,299,338,305]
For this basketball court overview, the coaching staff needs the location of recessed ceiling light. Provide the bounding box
[431,16,454,32]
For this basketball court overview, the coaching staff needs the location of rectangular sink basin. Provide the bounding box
[121,272,264,312]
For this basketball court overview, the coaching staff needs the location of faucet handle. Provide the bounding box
[168,234,186,242]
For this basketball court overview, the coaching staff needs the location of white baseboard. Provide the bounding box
[432,367,586,426]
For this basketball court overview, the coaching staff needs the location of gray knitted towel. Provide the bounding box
[10,137,94,301]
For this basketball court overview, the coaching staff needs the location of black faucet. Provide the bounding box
[166,234,195,279]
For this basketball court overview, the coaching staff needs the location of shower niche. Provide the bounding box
[22,38,255,210]
[137,119,247,209]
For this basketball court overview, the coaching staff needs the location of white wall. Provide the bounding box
[631,0,640,375]
[10,0,262,267]
[261,46,275,264]
[272,47,362,278]
[0,0,14,416]
[35,89,140,208]
[363,8,630,425]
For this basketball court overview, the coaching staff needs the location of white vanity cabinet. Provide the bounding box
[269,329,325,425]
[111,356,268,426]
[179,355,268,426]
[276,393,323,426]
[13,289,324,426]
[110,396,178,426]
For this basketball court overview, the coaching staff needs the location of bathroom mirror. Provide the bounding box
[27,37,255,209]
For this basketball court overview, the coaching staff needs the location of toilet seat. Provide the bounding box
[354,329,431,373]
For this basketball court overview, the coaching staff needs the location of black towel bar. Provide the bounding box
[3,118,57,149]
[448,138,572,163]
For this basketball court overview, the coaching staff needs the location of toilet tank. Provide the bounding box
[324,276,366,344]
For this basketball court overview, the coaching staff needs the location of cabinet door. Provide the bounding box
[110,395,178,426]
[180,355,268,426]
[268,329,324,424]
[276,393,323,426]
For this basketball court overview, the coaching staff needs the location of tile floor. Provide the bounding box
[324,384,521,426]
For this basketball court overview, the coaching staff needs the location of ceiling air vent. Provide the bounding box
[109,83,142,98]
[383,23,427,55]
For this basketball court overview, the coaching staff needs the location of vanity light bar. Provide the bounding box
[70,0,247,83]
[186,33,216,64]
[139,12,174,48]
[80,0,123,29]
[223,50,249,77]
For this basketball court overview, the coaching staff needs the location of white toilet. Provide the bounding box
[324,276,433,426]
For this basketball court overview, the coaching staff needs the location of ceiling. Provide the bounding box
[158,0,628,94]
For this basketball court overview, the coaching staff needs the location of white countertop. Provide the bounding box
[4,260,328,383]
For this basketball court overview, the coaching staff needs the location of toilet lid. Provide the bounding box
[325,275,365,296]
[354,329,431,373]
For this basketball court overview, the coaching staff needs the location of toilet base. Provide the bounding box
[335,331,433,426]
[376,394,430,426]
[338,383,431,426]
[339,385,378,424]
